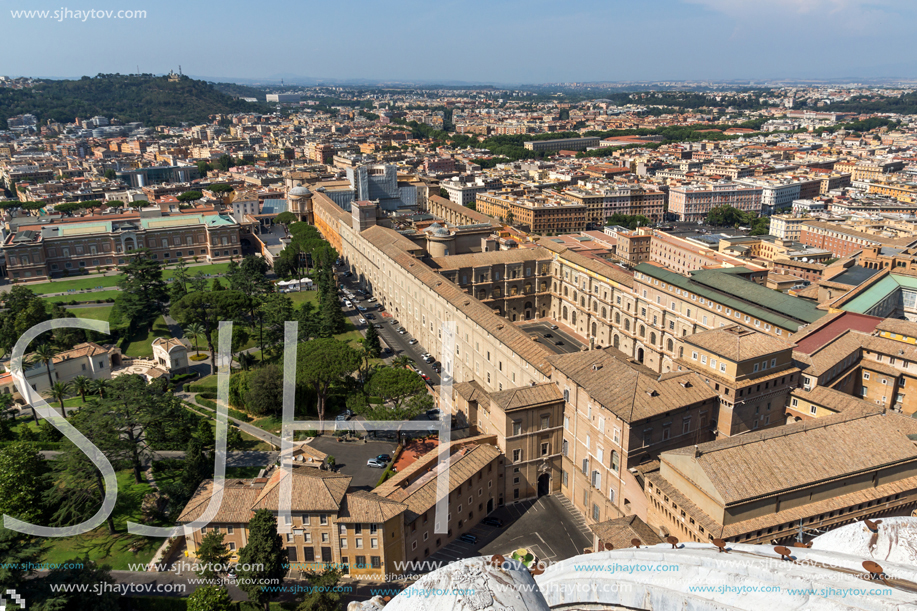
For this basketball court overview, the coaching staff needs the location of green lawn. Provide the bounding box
[250,415,284,436]
[43,290,121,304]
[287,290,320,306]
[121,316,173,357]
[162,262,230,281]
[26,275,120,294]
[41,470,167,570]
[63,305,113,321]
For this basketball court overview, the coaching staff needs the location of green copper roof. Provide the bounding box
[841,274,917,314]
[635,264,827,332]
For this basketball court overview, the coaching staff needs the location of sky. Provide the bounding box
[2,0,917,84]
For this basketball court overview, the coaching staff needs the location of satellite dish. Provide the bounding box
[802,257,808,262]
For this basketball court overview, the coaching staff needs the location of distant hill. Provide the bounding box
[0,74,273,129]
[210,81,270,100]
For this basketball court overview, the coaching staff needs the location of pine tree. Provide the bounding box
[237,509,289,611]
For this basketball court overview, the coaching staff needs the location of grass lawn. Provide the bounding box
[26,275,120,294]
[61,305,112,321]
[287,291,320,306]
[41,470,167,570]
[43,290,121,304]
[250,415,284,436]
[121,316,172,357]
[162,262,230,281]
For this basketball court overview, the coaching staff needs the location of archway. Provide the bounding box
[537,473,550,497]
[613,335,620,349]
[637,347,644,363]
[487,498,494,513]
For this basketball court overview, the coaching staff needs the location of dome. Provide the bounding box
[288,186,312,198]
[426,223,450,237]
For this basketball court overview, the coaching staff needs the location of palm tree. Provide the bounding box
[45,381,71,419]
[91,378,111,399]
[184,322,206,355]
[29,343,58,396]
[71,375,92,403]
[392,355,412,369]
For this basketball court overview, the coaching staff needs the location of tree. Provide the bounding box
[706,205,746,227]
[91,378,111,399]
[177,190,203,204]
[184,322,206,354]
[274,211,297,227]
[0,442,50,523]
[363,323,382,359]
[296,339,362,422]
[196,160,213,176]
[188,585,234,611]
[180,433,210,503]
[259,293,294,359]
[113,249,167,334]
[37,559,119,611]
[243,364,284,416]
[0,525,46,601]
[49,303,86,350]
[171,291,251,364]
[366,367,426,410]
[296,569,345,611]
[0,286,49,358]
[46,381,72,418]
[47,408,125,535]
[29,343,59,417]
[196,531,232,579]
[506,210,515,226]
[103,168,117,180]
[391,355,412,369]
[296,301,321,342]
[237,509,289,611]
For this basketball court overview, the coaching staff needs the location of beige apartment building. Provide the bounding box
[476,191,587,234]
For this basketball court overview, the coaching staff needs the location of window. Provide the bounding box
[513,422,522,436]
[810,405,817,415]
[592,504,600,521]
[513,449,522,462]
[541,442,549,456]
[863,372,871,380]
[562,440,568,456]
[541,415,550,430]
[562,471,568,487]
[611,450,620,472]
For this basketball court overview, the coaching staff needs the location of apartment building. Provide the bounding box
[2,211,242,281]
[476,191,586,234]
[668,182,763,223]
[560,184,666,225]
[769,215,814,241]
[865,178,917,203]
[799,221,915,258]
[551,347,720,525]
[615,230,652,266]
[834,159,905,182]
[646,407,917,545]
[650,232,768,277]
[425,194,500,228]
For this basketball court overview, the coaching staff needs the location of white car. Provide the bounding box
[344,300,352,308]
[359,318,366,325]
[408,339,418,345]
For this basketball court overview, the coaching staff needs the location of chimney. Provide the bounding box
[693,445,701,458]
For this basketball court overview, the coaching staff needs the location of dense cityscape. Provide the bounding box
[3,47,917,611]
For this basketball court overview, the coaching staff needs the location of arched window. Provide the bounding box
[591,322,597,337]
[667,338,674,352]
[615,312,621,324]
[650,332,656,345]
[602,307,607,319]
[572,311,577,325]
[562,306,568,320]
[593,301,598,312]
[564,286,568,297]
[639,325,645,337]
[625,319,630,331]
[678,346,684,358]
[613,335,620,349]
[581,297,586,308]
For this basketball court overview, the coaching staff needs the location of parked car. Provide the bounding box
[367,459,387,468]
[420,373,430,381]
[365,313,375,319]
[357,306,367,312]
[374,323,383,329]
[368,297,377,302]
[359,318,366,325]
[376,454,391,463]
[422,355,435,363]
[481,517,504,527]
[408,338,418,345]
[344,301,353,308]
[544,333,553,338]
[391,319,399,325]
[398,328,407,334]
[549,324,558,330]
[458,534,477,544]
[432,365,441,373]
[382,346,392,353]
[344,271,353,277]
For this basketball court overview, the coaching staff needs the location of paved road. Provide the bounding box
[337,275,442,386]
[179,392,281,448]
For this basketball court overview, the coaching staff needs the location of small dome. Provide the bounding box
[427,223,450,237]
[288,186,312,198]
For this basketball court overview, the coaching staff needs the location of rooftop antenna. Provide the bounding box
[179,65,182,76]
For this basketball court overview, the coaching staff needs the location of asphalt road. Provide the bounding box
[337,275,442,386]
[519,322,585,355]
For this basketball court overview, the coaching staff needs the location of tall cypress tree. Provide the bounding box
[237,509,289,611]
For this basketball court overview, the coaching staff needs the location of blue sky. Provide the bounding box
[3,0,916,83]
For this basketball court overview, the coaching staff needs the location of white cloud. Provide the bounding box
[684,0,901,19]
